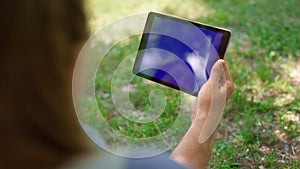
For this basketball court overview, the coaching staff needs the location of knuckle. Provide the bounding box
[227,81,235,93]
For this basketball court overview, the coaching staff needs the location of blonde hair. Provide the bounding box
[0,0,93,168]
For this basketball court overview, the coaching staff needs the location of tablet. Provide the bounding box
[133,12,231,96]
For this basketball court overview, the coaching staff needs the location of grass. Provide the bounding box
[84,0,300,168]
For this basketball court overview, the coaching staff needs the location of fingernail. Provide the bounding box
[220,60,225,67]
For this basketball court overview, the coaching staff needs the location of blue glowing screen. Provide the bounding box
[136,15,224,95]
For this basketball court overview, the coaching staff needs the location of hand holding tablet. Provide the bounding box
[132,12,234,168]
[133,12,231,96]
[171,60,234,169]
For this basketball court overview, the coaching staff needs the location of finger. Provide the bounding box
[210,60,227,95]
[191,98,198,120]
[220,59,232,82]
[220,60,234,102]
[210,59,226,85]
[199,60,227,143]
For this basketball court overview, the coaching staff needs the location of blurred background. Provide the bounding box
[84,0,300,168]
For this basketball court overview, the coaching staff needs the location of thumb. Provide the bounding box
[198,59,227,143]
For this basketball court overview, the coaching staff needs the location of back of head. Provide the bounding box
[0,0,93,168]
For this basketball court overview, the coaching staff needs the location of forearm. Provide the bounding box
[171,111,214,169]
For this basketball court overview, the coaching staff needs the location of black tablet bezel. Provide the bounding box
[132,12,231,96]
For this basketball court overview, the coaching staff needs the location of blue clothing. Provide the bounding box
[63,151,187,169]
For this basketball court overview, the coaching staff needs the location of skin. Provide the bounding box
[0,1,234,167]
[171,60,235,169]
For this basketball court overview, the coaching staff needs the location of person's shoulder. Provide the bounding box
[61,151,187,169]
[127,152,187,169]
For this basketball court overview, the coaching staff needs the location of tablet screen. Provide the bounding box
[133,12,230,96]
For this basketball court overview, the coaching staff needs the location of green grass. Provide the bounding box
[94,36,183,138]
[85,0,300,168]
